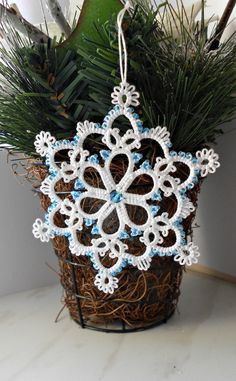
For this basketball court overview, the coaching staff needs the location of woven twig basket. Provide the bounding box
[29,165,199,333]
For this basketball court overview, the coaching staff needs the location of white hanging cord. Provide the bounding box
[111,1,140,108]
[117,1,131,85]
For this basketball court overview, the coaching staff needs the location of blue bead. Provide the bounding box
[132,152,143,163]
[186,153,193,160]
[187,183,194,190]
[151,192,162,201]
[151,205,160,216]
[48,201,57,213]
[71,191,81,200]
[138,125,144,133]
[91,225,100,235]
[131,228,141,237]
[100,150,111,160]
[89,154,99,164]
[101,122,108,129]
[141,160,152,171]
[119,231,129,240]
[85,218,94,227]
[74,179,85,190]
[86,250,94,257]
[110,190,124,204]
[150,248,158,257]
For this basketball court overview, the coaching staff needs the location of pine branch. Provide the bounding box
[1,1,236,155]
[45,0,71,37]
[75,3,236,152]
[0,3,50,43]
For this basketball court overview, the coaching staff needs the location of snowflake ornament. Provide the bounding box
[32,1,220,294]
[32,98,219,293]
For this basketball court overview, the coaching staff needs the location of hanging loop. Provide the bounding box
[117,1,131,85]
[111,1,140,109]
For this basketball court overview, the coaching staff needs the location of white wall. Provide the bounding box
[0,151,58,296]
[0,1,84,296]
[194,125,236,277]
[0,0,236,296]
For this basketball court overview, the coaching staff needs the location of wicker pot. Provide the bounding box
[30,165,199,333]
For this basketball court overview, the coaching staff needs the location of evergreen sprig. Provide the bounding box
[0,28,86,155]
[77,2,236,152]
[0,1,236,156]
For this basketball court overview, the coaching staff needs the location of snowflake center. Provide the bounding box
[110,190,124,204]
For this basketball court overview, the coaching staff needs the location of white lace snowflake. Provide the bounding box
[196,148,220,177]
[174,242,200,266]
[32,84,220,294]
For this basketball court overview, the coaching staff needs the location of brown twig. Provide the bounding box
[0,3,50,43]
[45,0,71,37]
[209,0,236,50]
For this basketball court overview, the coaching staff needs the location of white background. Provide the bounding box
[0,0,236,296]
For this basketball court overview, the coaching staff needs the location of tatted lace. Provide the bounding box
[32,1,220,294]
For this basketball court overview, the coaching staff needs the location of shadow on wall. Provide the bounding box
[194,121,236,277]
[0,151,58,296]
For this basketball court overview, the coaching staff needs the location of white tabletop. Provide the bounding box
[0,271,236,381]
